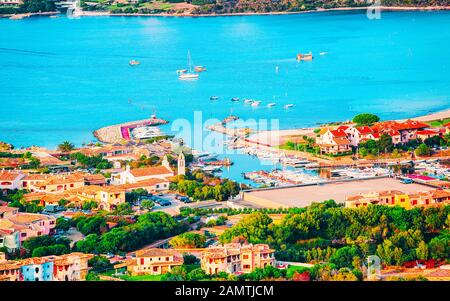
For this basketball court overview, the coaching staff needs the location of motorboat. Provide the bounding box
[231,97,240,102]
[129,60,140,66]
[251,101,261,107]
[132,126,162,139]
[267,102,276,108]
[297,52,313,61]
[210,96,219,100]
[283,104,294,109]
[194,66,206,72]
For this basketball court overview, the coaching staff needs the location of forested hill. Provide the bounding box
[2,0,450,16]
[191,0,450,15]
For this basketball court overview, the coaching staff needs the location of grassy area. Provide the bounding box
[120,274,163,281]
[427,118,450,127]
[99,264,201,281]
[286,265,310,278]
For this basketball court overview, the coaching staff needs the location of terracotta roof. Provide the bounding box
[8,213,54,224]
[355,126,373,135]
[135,248,180,258]
[0,171,22,181]
[115,178,169,191]
[443,122,450,128]
[22,174,50,181]
[38,173,85,186]
[416,130,439,136]
[332,137,350,145]
[330,129,347,138]
[430,190,450,199]
[0,206,18,214]
[130,166,172,178]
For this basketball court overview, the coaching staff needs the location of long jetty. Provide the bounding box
[93,117,168,143]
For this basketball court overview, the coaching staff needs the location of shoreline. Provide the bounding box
[245,107,450,148]
[2,6,450,19]
[76,5,450,18]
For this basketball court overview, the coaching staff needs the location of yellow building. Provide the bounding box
[127,248,183,276]
[201,243,275,275]
[345,189,450,209]
[65,185,126,211]
[33,173,85,193]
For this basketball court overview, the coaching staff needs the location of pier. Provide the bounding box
[93,117,168,143]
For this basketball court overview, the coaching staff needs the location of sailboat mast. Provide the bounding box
[188,50,192,72]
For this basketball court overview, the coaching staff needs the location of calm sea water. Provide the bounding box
[1,11,449,182]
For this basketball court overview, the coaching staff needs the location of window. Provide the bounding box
[153,267,158,272]
[140,258,144,265]
[166,257,169,261]
[243,255,248,259]
[243,265,250,269]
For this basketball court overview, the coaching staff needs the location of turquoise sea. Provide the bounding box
[1,11,449,182]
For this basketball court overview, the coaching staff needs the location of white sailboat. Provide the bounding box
[179,50,199,80]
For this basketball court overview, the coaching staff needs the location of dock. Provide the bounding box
[93,117,168,143]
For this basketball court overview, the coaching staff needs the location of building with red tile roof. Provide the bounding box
[201,243,275,275]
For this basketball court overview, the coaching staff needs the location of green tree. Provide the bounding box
[58,141,75,152]
[170,233,206,248]
[415,143,430,156]
[56,217,71,232]
[352,113,380,126]
[141,200,155,210]
[415,241,428,260]
[88,256,113,273]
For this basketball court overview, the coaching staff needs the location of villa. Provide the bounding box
[45,253,93,281]
[0,209,56,243]
[0,252,93,281]
[316,127,352,155]
[31,173,85,194]
[127,248,183,276]
[316,119,437,154]
[345,189,450,208]
[111,156,174,185]
[0,171,25,195]
[201,243,275,275]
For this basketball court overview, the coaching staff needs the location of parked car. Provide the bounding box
[158,199,171,207]
[179,196,192,203]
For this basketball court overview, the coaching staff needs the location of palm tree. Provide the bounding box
[58,141,75,153]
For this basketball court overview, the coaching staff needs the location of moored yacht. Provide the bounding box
[179,50,199,80]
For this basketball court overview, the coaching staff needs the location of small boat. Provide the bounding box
[267,103,276,108]
[129,60,140,66]
[319,52,328,56]
[296,52,313,61]
[177,69,187,74]
[231,97,240,102]
[251,101,261,107]
[283,104,294,109]
[179,73,199,80]
[194,66,206,72]
[179,50,199,80]
[210,96,219,100]
[243,99,253,104]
